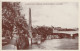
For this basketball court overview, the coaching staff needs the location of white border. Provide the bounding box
[0,0,80,51]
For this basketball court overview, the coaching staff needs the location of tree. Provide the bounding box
[2,2,30,49]
[2,2,29,37]
[32,26,53,39]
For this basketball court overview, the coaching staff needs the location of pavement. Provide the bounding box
[2,44,17,50]
[2,36,17,50]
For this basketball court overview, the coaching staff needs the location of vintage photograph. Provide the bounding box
[2,2,78,50]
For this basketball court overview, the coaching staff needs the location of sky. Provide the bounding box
[20,2,78,28]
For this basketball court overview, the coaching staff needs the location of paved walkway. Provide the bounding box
[2,35,18,50]
[2,44,17,50]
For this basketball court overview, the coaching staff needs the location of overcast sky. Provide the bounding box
[20,2,78,28]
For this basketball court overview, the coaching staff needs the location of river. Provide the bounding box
[30,39,78,50]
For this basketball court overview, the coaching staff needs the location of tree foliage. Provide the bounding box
[32,26,53,38]
[2,2,28,37]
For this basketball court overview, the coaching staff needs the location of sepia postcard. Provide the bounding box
[0,0,79,51]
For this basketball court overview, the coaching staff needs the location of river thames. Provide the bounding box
[30,39,78,50]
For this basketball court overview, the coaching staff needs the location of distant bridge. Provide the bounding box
[53,30,78,37]
[53,30,78,34]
